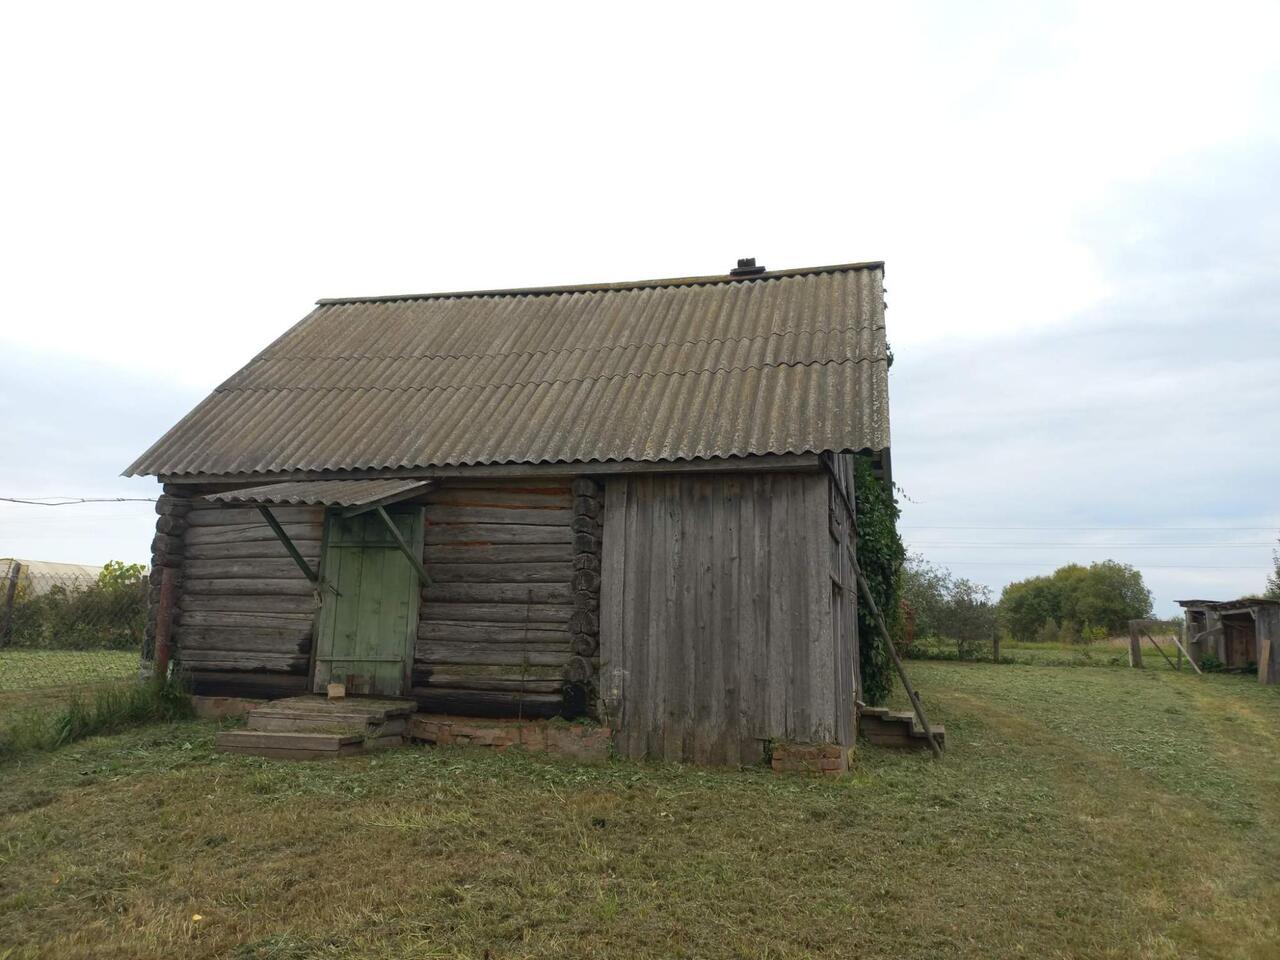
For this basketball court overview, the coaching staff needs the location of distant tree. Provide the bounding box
[999,561,1152,642]
[1266,537,1280,600]
[900,556,996,659]
[998,575,1063,642]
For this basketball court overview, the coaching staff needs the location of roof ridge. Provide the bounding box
[215,355,884,395]
[246,323,887,367]
[315,260,884,306]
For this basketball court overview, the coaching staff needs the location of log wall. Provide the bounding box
[413,481,578,717]
[599,471,842,766]
[174,500,320,698]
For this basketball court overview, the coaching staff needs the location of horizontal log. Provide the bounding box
[423,561,571,584]
[183,539,322,561]
[180,594,319,615]
[573,495,601,519]
[422,582,572,605]
[156,496,192,517]
[571,478,601,497]
[416,662,564,681]
[177,651,308,672]
[176,625,312,652]
[180,609,316,629]
[425,523,573,546]
[568,611,599,635]
[184,578,315,597]
[423,543,574,564]
[573,533,600,554]
[571,633,599,656]
[185,522,323,546]
[186,670,308,698]
[572,570,600,593]
[426,505,572,526]
[571,516,600,536]
[186,505,322,526]
[419,602,572,623]
[418,621,570,643]
[425,489,570,508]
[416,644,571,667]
[432,481,571,494]
[410,687,563,719]
[184,558,315,580]
[417,677,564,693]
[155,516,187,536]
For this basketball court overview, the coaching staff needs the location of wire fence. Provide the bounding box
[0,561,148,727]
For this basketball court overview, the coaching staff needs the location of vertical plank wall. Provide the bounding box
[600,472,843,765]
[826,453,861,745]
[176,501,321,698]
[414,480,575,717]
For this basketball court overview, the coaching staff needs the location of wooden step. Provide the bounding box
[247,714,408,736]
[216,729,367,760]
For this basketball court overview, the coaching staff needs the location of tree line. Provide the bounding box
[900,557,1154,658]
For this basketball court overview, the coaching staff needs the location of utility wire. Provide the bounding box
[0,497,157,506]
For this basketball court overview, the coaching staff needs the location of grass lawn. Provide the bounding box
[0,650,139,727]
[1,663,1278,959]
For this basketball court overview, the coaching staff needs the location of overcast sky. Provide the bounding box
[1,1,1276,615]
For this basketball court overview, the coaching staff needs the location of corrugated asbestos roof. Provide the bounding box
[126,261,890,477]
[204,478,432,507]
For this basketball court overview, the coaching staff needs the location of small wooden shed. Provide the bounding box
[127,259,892,763]
[1177,598,1280,684]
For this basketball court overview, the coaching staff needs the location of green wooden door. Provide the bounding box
[313,508,422,697]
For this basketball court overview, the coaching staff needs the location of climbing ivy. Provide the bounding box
[853,455,905,706]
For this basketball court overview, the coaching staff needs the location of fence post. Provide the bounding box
[0,560,22,647]
[1127,620,1144,668]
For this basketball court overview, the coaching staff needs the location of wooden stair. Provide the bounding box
[215,695,415,759]
[859,705,946,751]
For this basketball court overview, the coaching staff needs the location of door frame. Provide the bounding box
[311,506,424,697]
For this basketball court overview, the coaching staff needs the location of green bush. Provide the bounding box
[5,561,147,650]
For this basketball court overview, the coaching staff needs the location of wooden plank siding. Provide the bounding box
[600,472,845,765]
[174,499,322,698]
[413,480,576,717]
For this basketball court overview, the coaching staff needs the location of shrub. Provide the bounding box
[853,456,904,706]
[5,561,147,650]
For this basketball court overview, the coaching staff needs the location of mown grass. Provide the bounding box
[1,664,1277,959]
[0,650,139,694]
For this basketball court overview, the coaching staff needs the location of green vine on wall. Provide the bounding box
[853,455,905,706]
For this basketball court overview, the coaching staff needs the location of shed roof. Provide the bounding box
[203,478,432,507]
[126,261,890,478]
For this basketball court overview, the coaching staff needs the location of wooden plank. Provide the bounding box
[179,610,316,629]
[175,625,313,651]
[416,644,570,667]
[419,678,563,693]
[417,621,570,643]
[411,687,563,718]
[426,505,573,526]
[185,522,323,546]
[425,523,574,545]
[423,543,573,564]
[599,477,627,735]
[187,505,321,526]
[184,558,316,580]
[183,578,316,597]
[215,730,362,749]
[425,489,571,508]
[186,670,308,698]
[420,602,572,624]
[180,594,318,615]
[178,651,308,671]
[181,539,323,561]
[423,561,571,584]
[422,582,573,604]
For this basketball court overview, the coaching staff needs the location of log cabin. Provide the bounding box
[126,258,894,764]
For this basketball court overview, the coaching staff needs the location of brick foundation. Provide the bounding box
[770,742,850,777]
[410,714,612,762]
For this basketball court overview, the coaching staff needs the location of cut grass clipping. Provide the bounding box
[1,663,1277,959]
[0,677,191,759]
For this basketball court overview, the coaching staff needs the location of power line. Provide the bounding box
[936,561,1264,570]
[903,525,1278,531]
[0,497,157,506]
[907,542,1273,548]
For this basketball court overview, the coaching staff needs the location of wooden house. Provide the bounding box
[126,259,893,764]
